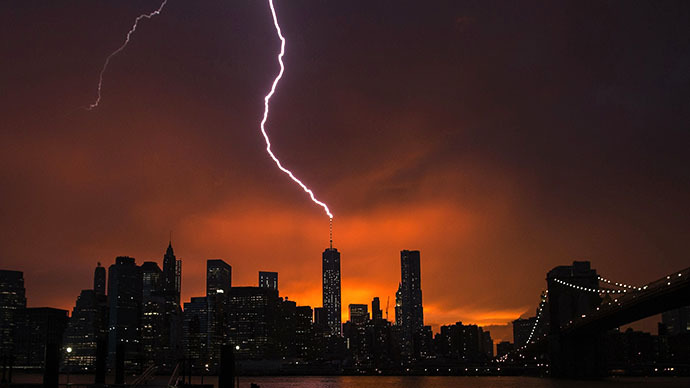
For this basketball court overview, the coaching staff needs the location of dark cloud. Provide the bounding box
[1,0,689,334]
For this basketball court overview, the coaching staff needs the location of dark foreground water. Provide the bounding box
[11,374,690,387]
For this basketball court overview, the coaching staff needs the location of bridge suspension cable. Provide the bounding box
[597,275,645,291]
[553,278,633,294]
[526,290,548,345]
[496,290,548,363]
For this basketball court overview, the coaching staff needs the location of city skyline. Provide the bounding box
[2,246,687,378]
[2,0,690,348]
[0,236,672,343]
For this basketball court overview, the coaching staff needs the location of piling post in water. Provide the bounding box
[43,343,59,388]
[218,345,236,388]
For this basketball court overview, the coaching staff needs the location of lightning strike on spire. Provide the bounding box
[260,0,334,222]
[87,0,168,110]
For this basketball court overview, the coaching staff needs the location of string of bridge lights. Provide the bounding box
[525,290,548,344]
[495,271,686,364]
[552,278,644,294]
[496,290,548,363]
[596,275,644,291]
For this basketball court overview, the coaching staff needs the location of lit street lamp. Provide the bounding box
[202,363,209,384]
[65,347,72,385]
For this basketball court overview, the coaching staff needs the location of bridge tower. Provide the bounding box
[546,261,603,378]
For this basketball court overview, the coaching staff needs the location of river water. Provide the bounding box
[11,374,690,387]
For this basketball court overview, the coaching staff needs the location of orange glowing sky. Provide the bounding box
[2,1,690,343]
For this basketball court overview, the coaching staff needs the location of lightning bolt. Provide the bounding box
[87,0,168,110]
[261,0,334,221]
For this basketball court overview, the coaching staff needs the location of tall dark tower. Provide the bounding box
[206,259,231,369]
[372,297,383,322]
[162,240,180,305]
[107,256,142,369]
[94,262,106,295]
[160,240,183,366]
[400,249,423,357]
[322,247,341,337]
[0,270,26,357]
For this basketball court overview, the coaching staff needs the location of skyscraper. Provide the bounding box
[107,256,143,369]
[662,306,690,336]
[259,271,278,290]
[0,270,25,359]
[159,241,184,369]
[162,241,180,305]
[512,317,536,348]
[207,260,232,296]
[399,250,423,358]
[63,289,108,370]
[182,296,208,372]
[19,308,69,367]
[227,287,279,359]
[63,263,108,371]
[294,305,314,358]
[348,304,369,325]
[206,259,231,368]
[94,263,106,295]
[141,261,162,298]
[372,297,383,322]
[322,247,341,337]
[140,262,165,367]
[395,285,403,326]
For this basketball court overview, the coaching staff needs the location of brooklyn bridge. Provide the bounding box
[498,262,690,378]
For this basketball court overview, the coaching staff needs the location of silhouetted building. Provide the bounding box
[63,289,108,370]
[107,256,143,370]
[277,298,297,357]
[158,242,184,370]
[18,308,68,367]
[482,330,493,359]
[207,260,232,296]
[322,247,341,337]
[512,317,536,348]
[399,250,423,358]
[294,306,314,359]
[141,262,162,298]
[415,325,435,359]
[434,322,490,362]
[94,263,106,295]
[604,328,658,371]
[368,316,395,369]
[395,286,403,326]
[227,287,279,359]
[349,304,369,325]
[140,261,166,367]
[343,304,372,367]
[662,306,690,336]
[183,296,208,372]
[259,271,278,290]
[162,241,180,305]
[496,341,513,357]
[206,259,232,368]
[371,297,382,322]
[659,307,690,363]
[314,307,327,330]
[313,307,330,357]
[0,270,26,360]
